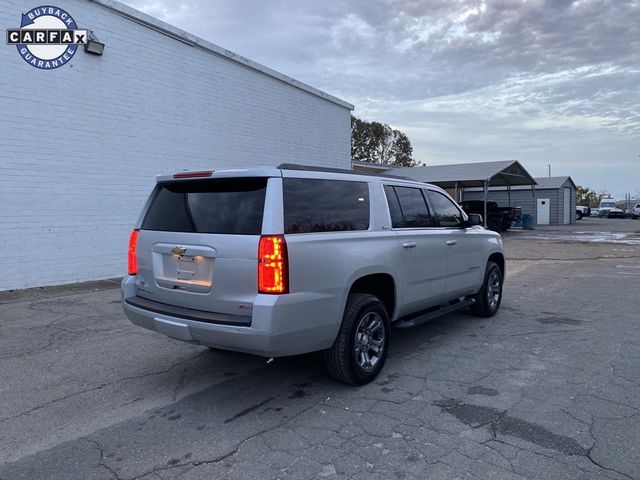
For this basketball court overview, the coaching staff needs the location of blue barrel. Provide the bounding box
[522,214,534,230]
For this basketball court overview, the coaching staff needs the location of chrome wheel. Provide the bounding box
[354,311,385,372]
[487,269,501,310]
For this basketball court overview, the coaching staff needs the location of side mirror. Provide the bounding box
[468,214,483,226]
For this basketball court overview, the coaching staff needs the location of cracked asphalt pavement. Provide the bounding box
[1,219,639,479]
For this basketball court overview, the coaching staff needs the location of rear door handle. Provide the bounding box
[402,242,417,249]
[446,240,458,246]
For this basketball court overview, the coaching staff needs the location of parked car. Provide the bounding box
[122,164,505,385]
[590,208,600,217]
[576,206,590,220]
[632,203,640,220]
[459,200,520,232]
[607,208,626,219]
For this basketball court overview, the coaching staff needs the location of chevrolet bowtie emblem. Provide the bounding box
[172,246,187,255]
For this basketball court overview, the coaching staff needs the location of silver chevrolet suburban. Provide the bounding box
[122,164,505,384]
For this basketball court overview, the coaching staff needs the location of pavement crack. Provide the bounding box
[586,450,635,480]
[83,438,123,480]
[441,398,640,479]
[128,449,236,480]
[581,393,639,412]
[129,394,331,480]
[0,351,206,424]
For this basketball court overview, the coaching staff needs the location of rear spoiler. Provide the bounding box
[156,167,283,182]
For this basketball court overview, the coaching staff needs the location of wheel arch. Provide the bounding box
[488,252,505,279]
[348,273,397,320]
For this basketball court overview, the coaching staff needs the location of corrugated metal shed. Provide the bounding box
[529,176,577,190]
[463,176,577,225]
[386,161,538,228]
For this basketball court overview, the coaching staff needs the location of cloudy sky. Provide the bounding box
[124,0,639,198]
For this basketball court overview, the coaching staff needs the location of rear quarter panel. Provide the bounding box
[285,230,401,341]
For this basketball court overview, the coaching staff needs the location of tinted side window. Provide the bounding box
[283,178,369,234]
[427,190,464,227]
[388,186,434,228]
[383,185,404,228]
[141,178,267,235]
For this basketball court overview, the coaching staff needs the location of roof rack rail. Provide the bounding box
[276,163,412,181]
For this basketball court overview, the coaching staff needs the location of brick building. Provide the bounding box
[0,0,353,290]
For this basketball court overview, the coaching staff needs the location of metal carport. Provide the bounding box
[387,160,538,227]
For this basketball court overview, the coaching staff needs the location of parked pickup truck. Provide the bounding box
[122,164,505,385]
[459,200,520,232]
[576,206,590,220]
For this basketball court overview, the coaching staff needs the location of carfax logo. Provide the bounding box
[6,5,88,69]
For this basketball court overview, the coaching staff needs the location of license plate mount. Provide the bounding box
[177,255,196,280]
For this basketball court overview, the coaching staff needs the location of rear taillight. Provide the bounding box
[128,229,139,275]
[258,235,288,294]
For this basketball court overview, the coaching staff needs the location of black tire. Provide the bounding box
[471,262,503,318]
[324,293,390,385]
[576,211,583,220]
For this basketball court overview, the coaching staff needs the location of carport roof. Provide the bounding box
[387,160,537,189]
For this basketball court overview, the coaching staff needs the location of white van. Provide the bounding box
[599,199,624,219]
[598,199,616,214]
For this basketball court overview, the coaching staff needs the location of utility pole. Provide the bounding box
[547,165,551,177]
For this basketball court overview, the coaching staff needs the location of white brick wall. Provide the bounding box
[0,0,352,291]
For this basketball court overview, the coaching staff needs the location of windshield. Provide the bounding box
[600,201,616,209]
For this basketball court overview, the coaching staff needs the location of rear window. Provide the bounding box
[141,178,267,235]
[283,178,370,233]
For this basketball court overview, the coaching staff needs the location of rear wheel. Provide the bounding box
[325,293,390,385]
[472,262,503,317]
[576,211,583,220]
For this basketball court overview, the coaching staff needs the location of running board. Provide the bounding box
[392,298,476,329]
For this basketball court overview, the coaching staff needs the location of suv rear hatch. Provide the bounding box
[133,176,269,318]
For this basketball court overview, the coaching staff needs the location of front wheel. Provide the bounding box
[324,293,390,385]
[472,262,503,317]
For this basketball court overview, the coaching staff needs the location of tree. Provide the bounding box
[576,185,609,207]
[389,131,414,167]
[351,115,416,166]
